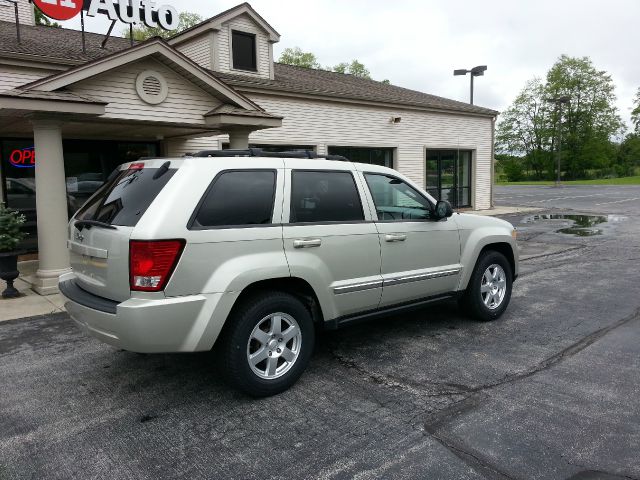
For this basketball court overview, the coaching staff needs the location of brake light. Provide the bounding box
[129,163,145,170]
[129,240,185,292]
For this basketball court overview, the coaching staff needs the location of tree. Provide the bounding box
[34,6,61,27]
[615,133,640,176]
[277,46,379,81]
[333,60,371,79]
[496,78,554,179]
[496,55,624,180]
[545,55,624,178]
[632,87,640,133]
[124,12,203,40]
[278,47,322,69]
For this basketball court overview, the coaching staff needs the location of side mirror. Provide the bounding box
[435,200,453,219]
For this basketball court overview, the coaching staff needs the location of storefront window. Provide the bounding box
[1,139,158,251]
[327,146,394,168]
[2,139,38,250]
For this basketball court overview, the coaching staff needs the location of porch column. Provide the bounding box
[30,119,71,295]
[228,129,251,149]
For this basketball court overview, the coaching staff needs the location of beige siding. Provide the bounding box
[69,59,221,124]
[0,65,52,92]
[0,0,34,25]
[216,13,271,79]
[165,136,220,157]
[238,94,493,209]
[175,34,212,70]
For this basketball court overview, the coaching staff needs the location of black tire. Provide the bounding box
[218,291,315,397]
[459,250,513,322]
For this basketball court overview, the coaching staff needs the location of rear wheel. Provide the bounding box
[219,292,315,397]
[460,251,512,321]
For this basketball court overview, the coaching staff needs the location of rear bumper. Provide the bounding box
[59,277,232,353]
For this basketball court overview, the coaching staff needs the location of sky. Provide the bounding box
[59,0,640,128]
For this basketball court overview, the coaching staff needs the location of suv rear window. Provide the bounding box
[190,170,276,228]
[75,166,176,227]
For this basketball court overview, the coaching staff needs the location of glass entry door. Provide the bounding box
[426,150,472,208]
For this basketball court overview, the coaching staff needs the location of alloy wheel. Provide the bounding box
[246,312,302,380]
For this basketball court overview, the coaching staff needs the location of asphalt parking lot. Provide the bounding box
[1,185,639,480]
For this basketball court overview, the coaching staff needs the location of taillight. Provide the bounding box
[129,240,185,292]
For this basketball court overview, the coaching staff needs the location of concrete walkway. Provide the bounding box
[0,261,65,322]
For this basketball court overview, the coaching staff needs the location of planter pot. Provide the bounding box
[0,250,25,299]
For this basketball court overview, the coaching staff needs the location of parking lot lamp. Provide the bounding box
[454,65,488,104]
[545,96,571,185]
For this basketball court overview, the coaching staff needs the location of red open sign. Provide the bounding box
[9,147,36,169]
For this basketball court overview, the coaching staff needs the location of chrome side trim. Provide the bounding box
[384,268,461,287]
[333,280,383,295]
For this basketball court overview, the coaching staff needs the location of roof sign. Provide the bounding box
[33,0,179,31]
[33,0,82,20]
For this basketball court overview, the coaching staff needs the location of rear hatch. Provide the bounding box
[68,161,177,302]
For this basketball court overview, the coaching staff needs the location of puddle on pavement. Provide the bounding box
[521,214,626,237]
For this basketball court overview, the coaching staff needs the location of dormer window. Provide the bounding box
[232,30,257,71]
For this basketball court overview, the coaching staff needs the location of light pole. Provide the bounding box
[545,96,570,185]
[454,65,487,104]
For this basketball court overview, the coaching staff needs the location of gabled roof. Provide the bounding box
[169,2,280,45]
[18,38,262,112]
[0,20,133,65]
[213,63,499,117]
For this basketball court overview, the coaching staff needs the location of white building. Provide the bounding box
[0,1,498,294]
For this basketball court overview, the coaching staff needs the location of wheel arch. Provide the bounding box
[458,235,518,291]
[479,243,516,279]
[231,277,325,326]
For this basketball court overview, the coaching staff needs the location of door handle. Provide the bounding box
[385,234,407,243]
[293,238,322,249]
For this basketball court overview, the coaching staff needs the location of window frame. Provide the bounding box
[231,30,258,72]
[363,172,435,223]
[287,169,367,226]
[424,149,473,208]
[187,168,278,230]
[327,146,395,168]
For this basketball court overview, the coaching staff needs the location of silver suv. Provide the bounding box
[60,151,518,397]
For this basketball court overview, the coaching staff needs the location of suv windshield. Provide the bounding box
[75,167,176,227]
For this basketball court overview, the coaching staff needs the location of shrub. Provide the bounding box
[0,203,27,253]
[502,159,525,182]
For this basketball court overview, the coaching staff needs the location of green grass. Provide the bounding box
[497,176,640,186]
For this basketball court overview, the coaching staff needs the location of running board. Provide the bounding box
[326,292,457,330]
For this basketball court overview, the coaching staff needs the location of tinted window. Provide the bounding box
[76,167,176,226]
[290,171,364,223]
[365,174,433,221]
[232,31,257,71]
[192,170,276,228]
[328,146,394,168]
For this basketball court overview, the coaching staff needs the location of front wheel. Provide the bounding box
[218,292,315,397]
[459,251,513,322]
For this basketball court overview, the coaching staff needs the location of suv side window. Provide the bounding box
[191,170,276,228]
[290,170,364,223]
[364,173,433,221]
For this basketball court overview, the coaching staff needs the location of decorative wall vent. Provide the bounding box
[136,70,169,105]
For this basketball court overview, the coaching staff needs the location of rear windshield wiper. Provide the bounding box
[74,220,117,231]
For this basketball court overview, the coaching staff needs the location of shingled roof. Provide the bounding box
[214,64,497,116]
[0,21,497,116]
[0,20,133,64]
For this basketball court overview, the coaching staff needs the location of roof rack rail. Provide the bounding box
[192,148,349,162]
